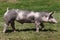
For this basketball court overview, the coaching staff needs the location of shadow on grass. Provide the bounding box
[5,28,57,33]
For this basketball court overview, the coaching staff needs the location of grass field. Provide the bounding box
[0,0,60,40]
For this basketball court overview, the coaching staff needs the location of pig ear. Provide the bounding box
[49,11,54,16]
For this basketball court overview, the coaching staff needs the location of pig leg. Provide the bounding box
[11,21,16,32]
[35,21,40,32]
[40,23,44,30]
[3,23,9,33]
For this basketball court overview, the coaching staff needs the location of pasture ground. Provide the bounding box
[0,0,60,40]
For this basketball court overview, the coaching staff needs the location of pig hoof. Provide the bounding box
[3,31,6,33]
[42,28,44,30]
[3,30,6,33]
[13,30,16,32]
[36,31,39,32]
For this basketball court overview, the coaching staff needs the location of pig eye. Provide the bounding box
[45,16,48,17]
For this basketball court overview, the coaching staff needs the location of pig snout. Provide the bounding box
[49,18,58,24]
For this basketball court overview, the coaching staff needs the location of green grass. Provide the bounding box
[0,0,60,15]
[0,0,60,40]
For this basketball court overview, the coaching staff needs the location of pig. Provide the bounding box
[3,8,57,33]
